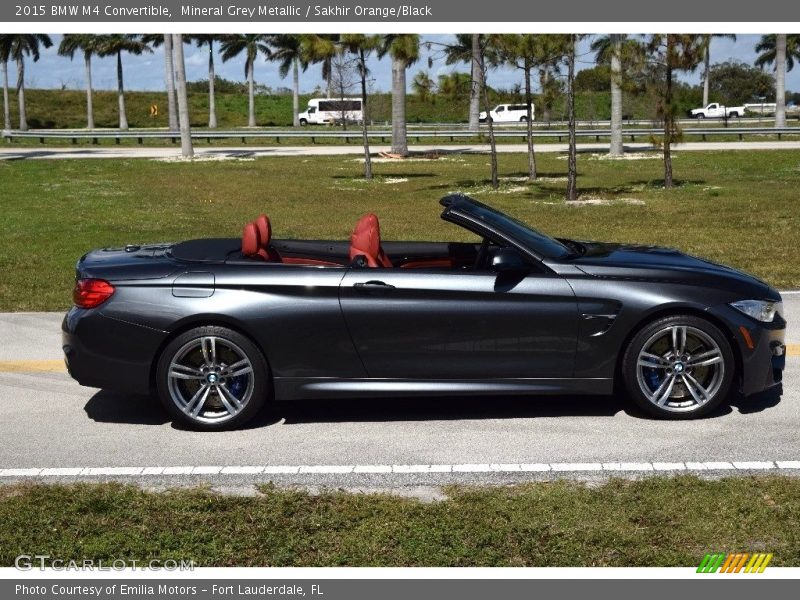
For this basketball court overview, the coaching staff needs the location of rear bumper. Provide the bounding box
[62,308,167,395]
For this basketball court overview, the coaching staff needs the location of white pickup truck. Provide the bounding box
[689,103,745,119]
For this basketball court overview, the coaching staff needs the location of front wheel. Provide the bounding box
[621,315,735,419]
[156,326,269,430]
[695,113,705,119]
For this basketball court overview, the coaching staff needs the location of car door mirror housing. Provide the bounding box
[490,248,529,273]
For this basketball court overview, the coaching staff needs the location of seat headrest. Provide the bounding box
[255,214,271,247]
[242,222,259,257]
[350,213,381,259]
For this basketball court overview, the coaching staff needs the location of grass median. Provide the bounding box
[1,476,799,566]
[1,149,799,311]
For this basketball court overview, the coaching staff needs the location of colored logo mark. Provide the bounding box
[697,552,773,573]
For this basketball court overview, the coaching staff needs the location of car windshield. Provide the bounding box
[454,199,573,259]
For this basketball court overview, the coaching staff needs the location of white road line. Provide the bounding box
[0,461,797,478]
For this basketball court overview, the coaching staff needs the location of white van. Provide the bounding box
[298,98,363,125]
[479,103,535,123]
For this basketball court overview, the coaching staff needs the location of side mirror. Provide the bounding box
[491,248,529,273]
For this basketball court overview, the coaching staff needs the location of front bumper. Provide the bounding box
[716,306,786,396]
[62,308,167,395]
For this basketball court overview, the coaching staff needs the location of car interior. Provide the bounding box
[171,212,499,271]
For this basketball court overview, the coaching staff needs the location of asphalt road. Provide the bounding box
[2,140,800,161]
[0,294,798,488]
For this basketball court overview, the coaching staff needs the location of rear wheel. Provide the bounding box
[156,326,269,430]
[622,315,734,419]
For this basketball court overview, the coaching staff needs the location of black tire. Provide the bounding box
[695,113,705,119]
[299,119,308,126]
[729,112,739,118]
[520,116,528,122]
[621,315,735,419]
[156,325,269,430]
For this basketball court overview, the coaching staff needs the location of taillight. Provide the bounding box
[73,278,115,309]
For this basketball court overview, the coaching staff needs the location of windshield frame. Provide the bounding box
[440,195,573,261]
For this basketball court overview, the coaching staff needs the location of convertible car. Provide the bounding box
[63,194,786,430]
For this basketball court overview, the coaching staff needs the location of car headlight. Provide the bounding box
[730,299,782,322]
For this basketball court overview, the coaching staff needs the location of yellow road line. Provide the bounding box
[0,345,798,374]
[0,359,66,373]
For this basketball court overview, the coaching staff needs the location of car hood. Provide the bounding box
[566,241,777,298]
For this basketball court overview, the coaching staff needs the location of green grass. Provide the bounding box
[1,149,799,312]
[1,476,798,566]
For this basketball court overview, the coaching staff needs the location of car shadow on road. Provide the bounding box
[82,387,782,429]
[84,390,171,426]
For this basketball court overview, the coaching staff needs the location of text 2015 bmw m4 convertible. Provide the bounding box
[63,195,786,430]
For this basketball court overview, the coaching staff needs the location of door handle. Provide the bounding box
[353,280,395,290]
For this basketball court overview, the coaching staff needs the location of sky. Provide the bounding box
[6,34,799,98]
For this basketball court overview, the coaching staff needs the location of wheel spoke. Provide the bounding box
[637,351,670,369]
[184,384,210,416]
[201,337,216,366]
[168,364,204,380]
[682,373,711,405]
[686,349,723,368]
[671,326,687,355]
[221,359,252,378]
[217,384,243,415]
[652,373,677,405]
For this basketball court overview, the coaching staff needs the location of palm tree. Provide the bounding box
[141,34,178,130]
[97,35,152,131]
[699,34,736,106]
[565,34,578,201]
[378,35,420,156]
[300,35,340,98]
[444,34,483,131]
[645,34,703,188]
[172,34,193,158]
[220,35,272,127]
[755,35,800,128]
[2,35,52,131]
[340,35,381,179]
[411,70,435,102]
[58,35,101,129]
[592,35,628,156]
[189,35,219,128]
[271,35,308,128]
[0,36,12,131]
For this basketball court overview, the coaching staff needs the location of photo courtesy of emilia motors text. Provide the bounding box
[1,0,800,596]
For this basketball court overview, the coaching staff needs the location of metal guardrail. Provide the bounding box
[2,126,799,145]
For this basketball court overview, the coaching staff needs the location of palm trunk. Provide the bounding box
[116,51,128,131]
[247,57,256,127]
[390,55,408,156]
[609,34,624,157]
[16,55,27,131]
[208,41,217,129]
[468,33,481,132]
[481,52,498,190]
[702,41,710,107]
[2,60,10,131]
[540,69,551,123]
[163,34,178,131]
[172,34,193,158]
[84,53,94,130]
[775,34,786,129]
[359,49,372,180]
[566,35,578,201]
[663,37,674,189]
[292,56,300,128]
[524,62,536,181]
[325,58,332,98]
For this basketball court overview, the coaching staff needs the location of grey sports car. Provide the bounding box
[63,195,786,429]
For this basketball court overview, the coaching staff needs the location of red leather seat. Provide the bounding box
[349,213,392,268]
[242,214,281,262]
[254,214,281,261]
[242,222,268,261]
